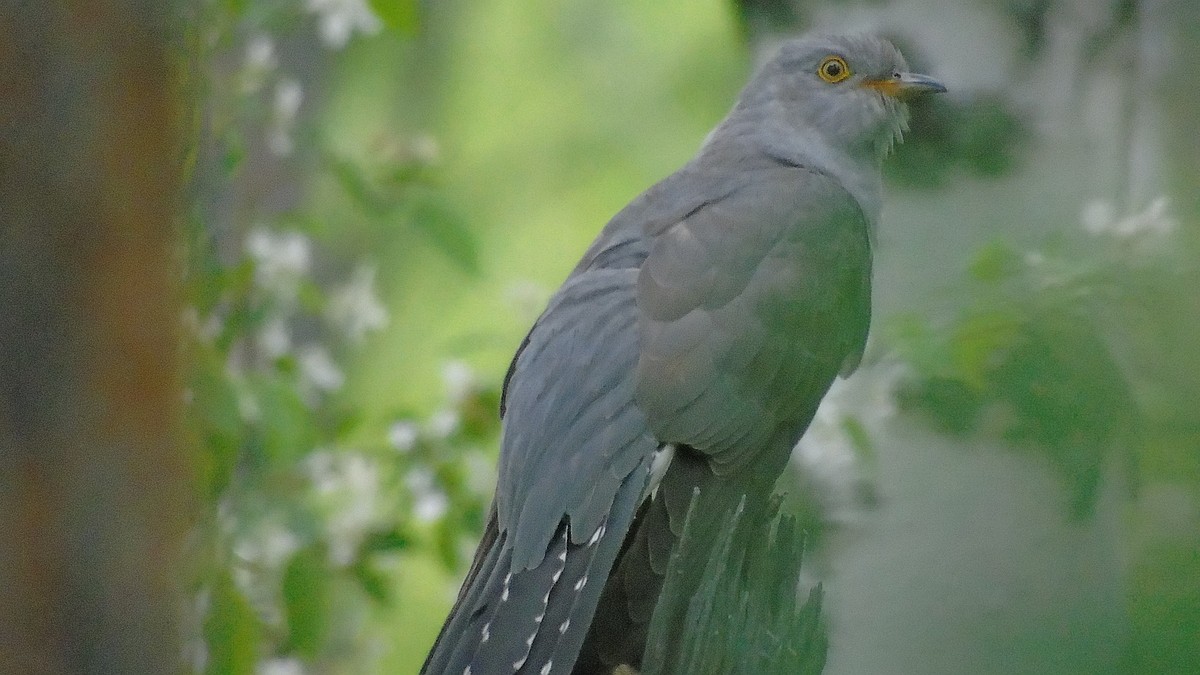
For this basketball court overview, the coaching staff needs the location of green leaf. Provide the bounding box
[352,561,394,603]
[369,0,420,35]
[361,528,411,554]
[408,193,481,275]
[203,574,259,675]
[253,376,319,466]
[282,547,332,659]
[329,157,389,216]
[950,310,1022,389]
[969,240,1020,283]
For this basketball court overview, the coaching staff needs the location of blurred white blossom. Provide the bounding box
[426,408,461,439]
[308,451,381,566]
[268,78,303,156]
[298,344,345,394]
[234,520,299,570]
[1080,196,1177,239]
[388,420,419,453]
[441,360,474,403]
[259,657,304,675]
[306,0,382,49]
[792,361,908,524]
[414,491,449,523]
[241,34,277,93]
[236,388,261,423]
[406,467,448,524]
[257,314,292,359]
[246,227,311,303]
[181,306,223,343]
[327,264,389,342]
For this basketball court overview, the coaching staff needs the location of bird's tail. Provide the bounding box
[421,475,644,675]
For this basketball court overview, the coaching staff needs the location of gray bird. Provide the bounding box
[422,34,945,675]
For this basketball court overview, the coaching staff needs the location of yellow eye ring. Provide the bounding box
[818,55,851,83]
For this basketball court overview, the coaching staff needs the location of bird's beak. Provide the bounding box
[863,72,947,99]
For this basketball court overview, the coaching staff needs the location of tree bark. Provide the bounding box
[0,2,188,673]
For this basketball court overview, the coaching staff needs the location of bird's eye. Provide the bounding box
[818,56,851,83]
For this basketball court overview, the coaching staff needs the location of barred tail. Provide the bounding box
[421,471,644,675]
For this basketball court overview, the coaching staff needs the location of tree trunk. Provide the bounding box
[0,3,188,673]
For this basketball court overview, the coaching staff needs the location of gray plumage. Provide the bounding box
[422,34,944,675]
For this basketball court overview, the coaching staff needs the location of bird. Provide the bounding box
[421,34,945,675]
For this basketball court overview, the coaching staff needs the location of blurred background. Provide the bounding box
[2,0,1198,673]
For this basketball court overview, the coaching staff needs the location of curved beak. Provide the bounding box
[863,72,947,99]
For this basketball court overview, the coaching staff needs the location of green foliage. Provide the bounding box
[887,93,1028,188]
[368,0,420,35]
[203,573,260,675]
[181,2,499,671]
[884,231,1179,515]
[643,494,827,675]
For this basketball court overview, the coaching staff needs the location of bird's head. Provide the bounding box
[738,34,946,162]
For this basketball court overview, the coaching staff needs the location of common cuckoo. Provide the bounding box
[422,34,945,675]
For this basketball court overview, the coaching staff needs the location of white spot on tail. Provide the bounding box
[643,443,676,501]
[559,619,571,634]
[574,575,587,591]
[463,667,471,675]
[481,622,490,642]
[534,612,544,623]
[588,525,604,546]
[540,660,553,675]
[551,569,562,583]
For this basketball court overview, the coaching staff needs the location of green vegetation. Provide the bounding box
[179,1,1200,673]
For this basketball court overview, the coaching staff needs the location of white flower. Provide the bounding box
[405,468,448,524]
[1080,198,1115,236]
[298,344,345,393]
[242,35,277,93]
[259,657,304,675]
[236,388,261,423]
[327,264,389,342]
[306,449,340,494]
[791,361,907,523]
[257,314,292,359]
[306,0,383,49]
[245,227,311,302]
[1080,195,1177,240]
[306,451,381,566]
[180,306,223,342]
[426,409,460,439]
[1113,196,1176,238]
[404,466,435,493]
[268,78,303,156]
[233,520,299,569]
[441,360,474,403]
[414,491,449,524]
[388,420,419,453]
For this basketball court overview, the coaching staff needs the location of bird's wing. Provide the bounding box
[635,164,872,471]
[423,266,660,675]
[497,267,661,567]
